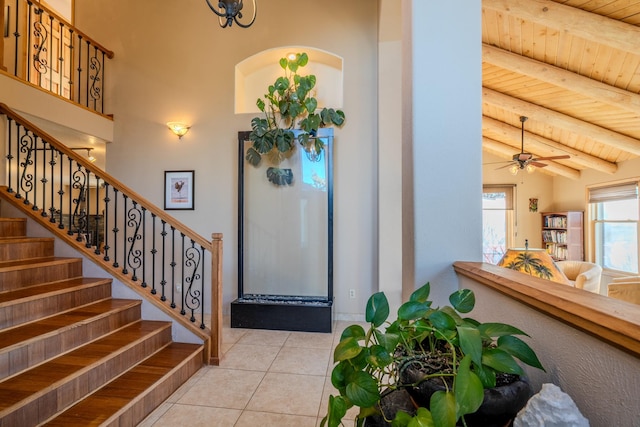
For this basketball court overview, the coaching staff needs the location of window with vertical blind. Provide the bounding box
[482,185,515,264]
[588,181,640,273]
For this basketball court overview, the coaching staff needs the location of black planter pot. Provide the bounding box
[363,388,415,427]
[399,363,532,427]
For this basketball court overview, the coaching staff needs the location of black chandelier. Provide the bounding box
[205,0,257,28]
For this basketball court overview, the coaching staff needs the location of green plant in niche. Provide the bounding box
[322,282,545,427]
[247,52,346,186]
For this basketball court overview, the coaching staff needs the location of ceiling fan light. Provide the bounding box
[509,164,519,175]
[526,164,536,173]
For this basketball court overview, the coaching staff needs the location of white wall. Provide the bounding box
[405,0,483,306]
[378,0,403,314]
[74,0,379,319]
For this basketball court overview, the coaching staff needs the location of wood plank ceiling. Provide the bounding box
[482,0,640,179]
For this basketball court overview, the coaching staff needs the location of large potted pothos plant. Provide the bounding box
[246,52,346,186]
[322,282,545,427]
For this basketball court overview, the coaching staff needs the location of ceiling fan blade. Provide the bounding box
[518,153,533,161]
[483,160,513,166]
[495,163,517,170]
[531,155,570,161]
[529,161,548,168]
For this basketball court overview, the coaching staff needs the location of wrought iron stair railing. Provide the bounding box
[0,0,113,115]
[0,103,223,365]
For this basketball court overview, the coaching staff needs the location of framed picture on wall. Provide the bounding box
[164,170,194,210]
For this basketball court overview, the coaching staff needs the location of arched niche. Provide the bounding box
[235,46,344,115]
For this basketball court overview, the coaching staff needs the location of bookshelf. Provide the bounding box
[541,211,584,261]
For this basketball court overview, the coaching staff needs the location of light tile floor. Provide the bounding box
[139,318,364,427]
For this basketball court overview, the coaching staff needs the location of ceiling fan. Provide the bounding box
[494,116,570,175]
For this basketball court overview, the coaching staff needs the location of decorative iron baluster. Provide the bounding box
[112,188,119,267]
[122,194,128,274]
[160,220,167,301]
[31,136,39,210]
[170,226,176,309]
[94,177,102,254]
[47,14,53,92]
[126,200,143,282]
[26,1,32,82]
[89,45,102,111]
[151,214,157,295]
[141,208,148,288]
[84,170,92,248]
[70,164,88,241]
[68,29,75,99]
[77,34,83,105]
[180,233,186,315]
[103,183,111,261]
[18,128,35,203]
[85,38,89,107]
[57,148,64,228]
[13,0,20,78]
[66,156,72,233]
[200,245,206,329]
[58,22,64,96]
[6,118,14,193]
[40,140,48,216]
[101,50,106,113]
[184,240,203,324]
[32,7,48,86]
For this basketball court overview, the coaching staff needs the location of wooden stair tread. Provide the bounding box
[0,256,80,271]
[0,210,204,424]
[0,298,141,351]
[0,236,54,243]
[43,343,203,426]
[0,277,111,304]
[0,320,172,414]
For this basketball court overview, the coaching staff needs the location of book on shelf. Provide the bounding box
[542,230,567,243]
[543,216,568,228]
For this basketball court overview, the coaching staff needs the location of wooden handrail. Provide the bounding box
[453,261,640,358]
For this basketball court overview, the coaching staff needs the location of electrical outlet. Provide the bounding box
[349,289,356,299]
[176,282,182,291]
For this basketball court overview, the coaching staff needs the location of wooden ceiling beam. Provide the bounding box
[482,116,618,174]
[483,137,581,180]
[483,0,640,57]
[483,88,640,157]
[482,44,640,115]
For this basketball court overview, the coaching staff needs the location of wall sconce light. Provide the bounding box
[71,147,97,163]
[205,0,257,28]
[167,122,191,139]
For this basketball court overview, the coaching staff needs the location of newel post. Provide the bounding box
[0,0,6,72]
[209,232,223,365]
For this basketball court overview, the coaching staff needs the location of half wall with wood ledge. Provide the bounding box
[453,261,640,427]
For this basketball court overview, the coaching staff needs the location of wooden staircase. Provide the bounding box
[0,217,204,426]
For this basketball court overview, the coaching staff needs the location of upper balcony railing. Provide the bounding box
[1,0,113,115]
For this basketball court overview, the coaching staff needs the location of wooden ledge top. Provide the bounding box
[453,261,640,359]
